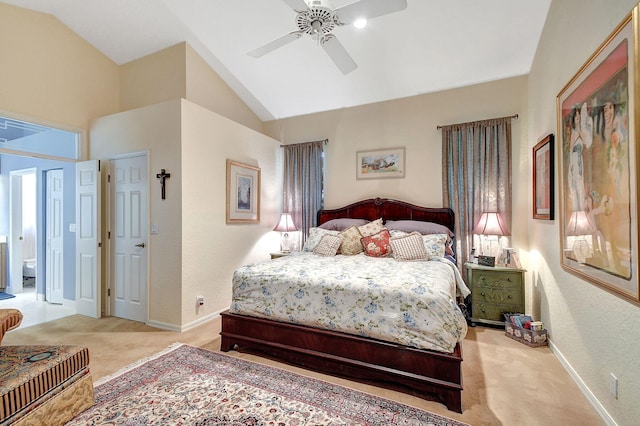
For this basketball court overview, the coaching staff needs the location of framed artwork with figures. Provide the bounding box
[556,5,640,303]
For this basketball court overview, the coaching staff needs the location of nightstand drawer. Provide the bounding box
[472,276,523,304]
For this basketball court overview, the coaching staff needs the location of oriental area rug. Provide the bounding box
[68,343,468,425]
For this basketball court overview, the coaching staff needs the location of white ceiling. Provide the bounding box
[3,0,551,121]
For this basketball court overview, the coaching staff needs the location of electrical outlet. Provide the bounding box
[610,373,618,399]
[196,296,205,306]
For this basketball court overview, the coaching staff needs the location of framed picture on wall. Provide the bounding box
[556,5,640,303]
[533,134,554,220]
[226,159,260,224]
[356,147,405,180]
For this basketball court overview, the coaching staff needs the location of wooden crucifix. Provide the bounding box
[156,169,171,200]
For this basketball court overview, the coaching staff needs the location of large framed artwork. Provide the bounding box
[226,160,260,224]
[356,147,405,179]
[533,134,554,220]
[557,5,640,303]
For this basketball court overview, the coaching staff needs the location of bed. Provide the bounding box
[220,198,469,412]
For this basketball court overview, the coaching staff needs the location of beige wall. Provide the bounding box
[119,44,186,113]
[181,100,280,326]
[185,45,264,133]
[264,76,529,256]
[0,2,119,154]
[528,0,640,424]
[90,100,183,326]
[119,42,264,133]
[89,99,281,330]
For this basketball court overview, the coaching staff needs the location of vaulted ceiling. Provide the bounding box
[2,0,551,121]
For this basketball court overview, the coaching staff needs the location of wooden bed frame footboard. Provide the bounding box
[220,311,463,413]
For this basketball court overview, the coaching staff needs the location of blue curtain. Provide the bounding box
[442,117,512,268]
[282,140,325,249]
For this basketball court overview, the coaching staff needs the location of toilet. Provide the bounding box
[22,259,36,285]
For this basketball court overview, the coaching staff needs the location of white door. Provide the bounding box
[110,155,148,323]
[76,160,101,318]
[46,169,64,304]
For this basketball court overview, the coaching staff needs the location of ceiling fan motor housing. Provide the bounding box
[296,5,337,39]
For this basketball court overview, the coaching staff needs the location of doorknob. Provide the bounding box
[135,242,146,248]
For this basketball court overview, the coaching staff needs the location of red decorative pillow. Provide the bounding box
[360,229,392,257]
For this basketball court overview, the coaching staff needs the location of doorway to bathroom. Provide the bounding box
[8,168,37,297]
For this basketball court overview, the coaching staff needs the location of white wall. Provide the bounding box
[528,1,640,424]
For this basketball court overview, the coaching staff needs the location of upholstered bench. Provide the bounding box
[0,309,94,425]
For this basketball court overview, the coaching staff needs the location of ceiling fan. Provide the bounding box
[248,0,408,74]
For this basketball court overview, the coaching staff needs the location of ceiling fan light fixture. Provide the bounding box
[353,18,367,29]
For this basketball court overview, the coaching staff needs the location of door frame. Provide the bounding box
[8,167,37,295]
[105,151,150,320]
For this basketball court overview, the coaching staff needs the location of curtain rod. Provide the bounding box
[280,139,328,147]
[436,113,518,130]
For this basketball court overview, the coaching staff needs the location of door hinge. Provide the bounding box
[98,242,102,248]
[107,288,111,297]
[108,174,111,183]
[108,231,111,239]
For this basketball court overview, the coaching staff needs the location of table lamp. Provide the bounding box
[274,213,298,253]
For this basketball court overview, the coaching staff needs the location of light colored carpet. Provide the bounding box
[2,315,603,425]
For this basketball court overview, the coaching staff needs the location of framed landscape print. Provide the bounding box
[356,147,405,179]
[533,134,554,220]
[556,5,640,303]
[226,160,260,224]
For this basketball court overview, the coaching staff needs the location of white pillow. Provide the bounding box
[390,232,429,261]
[313,235,342,256]
[422,233,448,258]
[303,227,339,252]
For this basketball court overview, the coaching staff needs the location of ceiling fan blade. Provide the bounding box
[282,0,309,13]
[321,34,357,74]
[334,0,407,25]
[247,31,304,58]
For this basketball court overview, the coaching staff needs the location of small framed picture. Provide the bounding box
[226,159,260,224]
[356,147,405,179]
[532,134,554,220]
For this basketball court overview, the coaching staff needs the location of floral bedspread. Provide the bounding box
[230,253,470,353]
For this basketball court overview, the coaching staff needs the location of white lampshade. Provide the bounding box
[273,213,297,233]
[472,212,510,236]
[274,213,297,253]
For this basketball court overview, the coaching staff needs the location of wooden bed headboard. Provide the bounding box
[317,198,455,234]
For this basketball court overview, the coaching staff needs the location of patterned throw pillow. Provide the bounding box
[361,229,392,257]
[303,228,340,252]
[338,226,364,255]
[422,233,448,258]
[390,232,429,261]
[313,235,343,256]
[357,218,384,237]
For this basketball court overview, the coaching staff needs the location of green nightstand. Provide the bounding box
[465,262,525,326]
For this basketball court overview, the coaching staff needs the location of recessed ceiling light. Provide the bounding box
[353,18,367,29]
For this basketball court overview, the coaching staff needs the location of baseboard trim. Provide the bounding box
[549,339,617,426]
[147,308,224,332]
